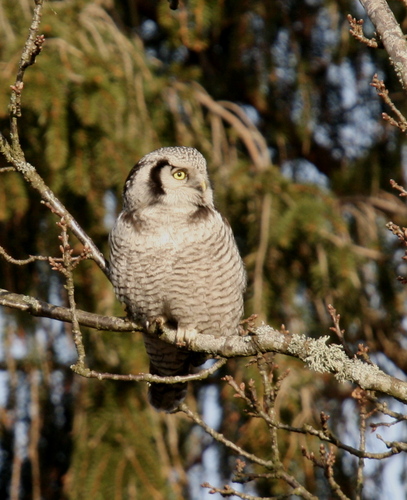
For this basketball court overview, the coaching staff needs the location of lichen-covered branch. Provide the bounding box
[1,284,405,403]
[159,326,407,404]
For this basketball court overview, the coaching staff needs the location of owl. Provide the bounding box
[109,147,246,412]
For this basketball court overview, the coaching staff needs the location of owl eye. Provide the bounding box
[172,170,187,180]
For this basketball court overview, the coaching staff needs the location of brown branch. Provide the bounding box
[359,0,407,90]
[52,218,88,372]
[370,75,407,131]
[179,403,277,469]
[347,15,379,48]
[0,288,139,332]
[71,358,227,383]
[1,286,407,403]
[0,0,107,273]
[202,483,290,500]
[159,326,407,404]
[9,0,44,155]
[0,158,108,273]
[328,304,354,358]
[0,245,51,265]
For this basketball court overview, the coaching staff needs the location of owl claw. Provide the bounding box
[146,316,166,334]
[176,327,198,348]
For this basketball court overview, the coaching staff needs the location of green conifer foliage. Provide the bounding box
[1,0,407,498]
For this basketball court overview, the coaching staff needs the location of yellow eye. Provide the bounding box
[173,170,187,180]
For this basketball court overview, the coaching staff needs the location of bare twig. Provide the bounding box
[71,358,227,384]
[0,0,107,273]
[327,304,354,358]
[179,403,277,468]
[353,389,368,500]
[347,15,379,48]
[0,245,59,265]
[28,371,41,500]
[371,75,407,132]
[9,0,44,155]
[323,447,350,500]
[202,483,294,499]
[389,179,407,197]
[376,435,407,452]
[51,218,88,372]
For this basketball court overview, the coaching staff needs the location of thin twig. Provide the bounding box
[354,389,368,499]
[0,245,57,265]
[371,75,407,132]
[0,0,107,273]
[56,218,88,371]
[71,358,227,384]
[323,447,351,500]
[202,483,291,499]
[179,403,277,469]
[347,15,379,48]
[328,304,354,358]
[9,0,44,156]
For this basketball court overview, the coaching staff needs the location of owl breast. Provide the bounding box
[109,205,245,337]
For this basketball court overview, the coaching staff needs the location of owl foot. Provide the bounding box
[145,316,166,334]
[176,327,198,348]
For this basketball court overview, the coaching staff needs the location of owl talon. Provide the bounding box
[176,327,198,348]
[146,316,166,334]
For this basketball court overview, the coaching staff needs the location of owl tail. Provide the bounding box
[148,377,188,413]
[143,333,191,412]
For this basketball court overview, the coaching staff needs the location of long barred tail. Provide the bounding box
[148,374,188,412]
[143,332,191,412]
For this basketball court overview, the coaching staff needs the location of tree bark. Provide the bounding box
[360,0,407,89]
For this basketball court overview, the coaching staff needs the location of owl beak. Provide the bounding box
[200,180,207,192]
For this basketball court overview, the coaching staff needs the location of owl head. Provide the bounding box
[123,147,214,211]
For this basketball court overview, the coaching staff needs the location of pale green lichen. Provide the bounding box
[288,334,381,385]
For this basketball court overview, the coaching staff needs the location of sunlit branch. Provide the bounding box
[179,403,277,469]
[0,246,50,265]
[347,15,379,48]
[1,286,407,403]
[0,0,108,273]
[0,288,139,332]
[71,358,227,384]
[359,0,407,89]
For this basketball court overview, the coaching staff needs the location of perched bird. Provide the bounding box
[109,146,246,412]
